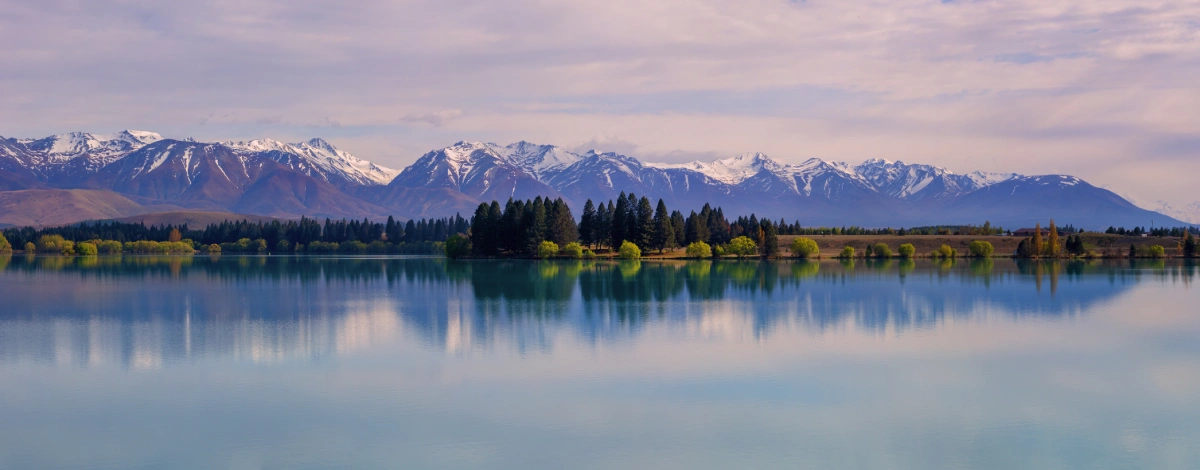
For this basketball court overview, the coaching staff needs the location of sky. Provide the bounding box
[1,0,1198,220]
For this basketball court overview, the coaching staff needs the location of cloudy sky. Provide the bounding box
[2,0,1197,218]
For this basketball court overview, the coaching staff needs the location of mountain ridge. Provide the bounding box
[0,130,1190,229]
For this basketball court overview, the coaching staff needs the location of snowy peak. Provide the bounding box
[22,130,164,169]
[224,137,399,186]
[502,141,580,178]
[651,152,783,185]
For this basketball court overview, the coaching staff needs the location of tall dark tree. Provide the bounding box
[685,210,709,245]
[471,203,494,256]
[670,210,686,248]
[579,199,597,248]
[760,220,779,257]
[636,196,654,247]
[548,198,578,246]
[611,193,629,245]
[652,199,674,253]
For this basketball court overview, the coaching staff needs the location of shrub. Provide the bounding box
[838,246,855,258]
[685,241,712,259]
[791,238,819,258]
[871,243,892,258]
[583,249,597,259]
[618,241,641,259]
[934,244,957,258]
[536,240,560,258]
[206,244,222,253]
[727,236,757,258]
[367,240,389,254]
[898,243,916,258]
[1148,245,1166,258]
[968,240,995,258]
[307,241,338,253]
[276,239,293,253]
[561,242,584,259]
[97,240,123,254]
[713,245,725,257]
[0,233,10,253]
[23,242,36,253]
[37,235,74,254]
[76,242,98,256]
[339,241,368,253]
[445,234,472,259]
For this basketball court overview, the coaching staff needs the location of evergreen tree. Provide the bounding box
[548,198,578,246]
[579,199,596,248]
[471,203,494,256]
[761,220,779,257]
[1185,230,1197,258]
[636,196,654,247]
[651,199,674,253]
[670,210,686,248]
[611,193,629,245]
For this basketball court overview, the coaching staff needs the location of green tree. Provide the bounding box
[685,241,712,259]
[727,236,757,258]
[548,198,578,246]
[445,234,472,259]
[97,240,123,254]
[1032,223,1044,257]
[618,240,641,259]
[561,241,584,259]
[791,238,819,258]
[76,242,98,256]
[1047,220,1061,257]
[839,246,855,258]
[37,235,74,255]
[23,242,35,253]
[537,240,560,259]
[898,243,916,258]
[761,221,779,257]
[871,243,892,258]
[579,200,597,248]
[1183,230,1197,258]
[651,199,674,253]
[0,232,10,253]
[936,244,958,258]
[636,196,654,247]
[968,240,995,258]
[1148,245,1166,258]
[206,244,222,253]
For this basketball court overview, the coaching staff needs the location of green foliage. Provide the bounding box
[561,242,584,259]
[685,241,712,259]
[0,232,10,253]
[968,240,995,258]
[933,244,958,258]
[276,239,292,253]
[1148,245,1166,258]
[445,234,472,259]
[23,242,35,253]
[367,241,389,254]
[220,238,269,253]
[97,240,123,254]
[538,240,560,259]
[898,243,916,258]
[1184,231,1197,258]
[791,237,819,258]
[123,240,195,254]
[37,235,74,254]
[713,245,725,257]
[76,242,98,256]
[338,241,368,253]
[206,244,222,253]
[583,249,596,259]
[307,241,339,253]
[871,243,892,258]
[618,241,641,259]
[727,236,757,258]
[838,246,855,259]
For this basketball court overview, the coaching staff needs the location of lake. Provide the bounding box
[0,255,1197,469]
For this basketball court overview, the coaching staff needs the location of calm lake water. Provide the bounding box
[0,255,1197,469]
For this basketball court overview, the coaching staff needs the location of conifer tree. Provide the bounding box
[548,198,578,246]
[761,220,779,257]
[1184,230,1197,258]
[652,199,674,253]
[636,196,654,247]
[579,199,596,248]
[612,193,629,245]
[670,210,686,248]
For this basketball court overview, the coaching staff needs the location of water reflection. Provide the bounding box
[0,255,1195,368]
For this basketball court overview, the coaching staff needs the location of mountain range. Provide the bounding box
[0,130,1189,229]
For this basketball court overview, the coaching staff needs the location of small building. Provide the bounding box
[1013,228,1050,237]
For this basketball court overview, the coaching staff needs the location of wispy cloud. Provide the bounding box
[1,0,1198,208]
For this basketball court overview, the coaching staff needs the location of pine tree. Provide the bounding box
[651,199,674,253]
[636,196,654,247]
[1184,230,1197,258]
[548,198,578,246]
[670,210,686,248]
[579,199,596,248]
[612,193,629,245]
[761,220,779,257]
[471,203,493,256]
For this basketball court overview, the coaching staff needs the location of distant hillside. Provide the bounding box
[0,189,181,228]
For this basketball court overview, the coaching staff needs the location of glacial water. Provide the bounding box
[0,255,1197,469]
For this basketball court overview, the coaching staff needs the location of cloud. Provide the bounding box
[399,109,464,127]
[1,0,1198,208]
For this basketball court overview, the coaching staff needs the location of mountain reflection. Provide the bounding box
[0,255,1194,367]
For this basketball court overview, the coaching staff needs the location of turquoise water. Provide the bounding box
[0,256,1198,469]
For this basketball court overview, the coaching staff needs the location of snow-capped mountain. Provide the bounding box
[0,131,1191,228]
[224,138,398,188]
